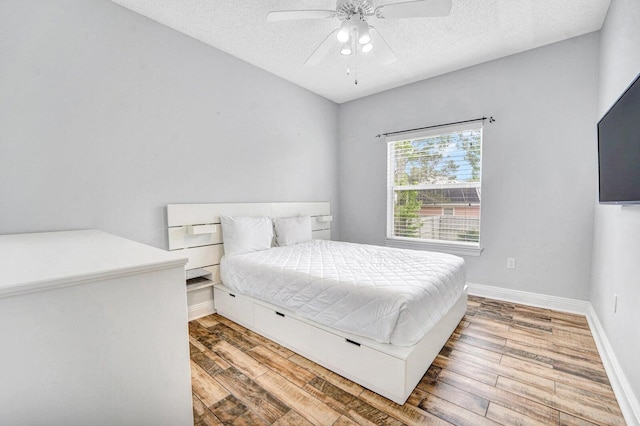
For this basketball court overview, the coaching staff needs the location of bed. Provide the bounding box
[221,238,465,346]
[167,202,467,404]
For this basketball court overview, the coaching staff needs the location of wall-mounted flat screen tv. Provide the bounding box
[598,73,640,204]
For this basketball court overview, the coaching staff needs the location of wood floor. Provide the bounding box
[189,296,626,425]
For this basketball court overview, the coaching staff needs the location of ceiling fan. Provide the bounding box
[267,0,453,66]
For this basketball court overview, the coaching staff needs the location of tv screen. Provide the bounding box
[598,73,640,204]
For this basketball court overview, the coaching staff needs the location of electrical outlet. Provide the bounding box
[507,258,516,269]
[614,293,618,313]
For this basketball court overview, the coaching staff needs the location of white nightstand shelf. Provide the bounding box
[186,276,215,293]
[184,265,220,320]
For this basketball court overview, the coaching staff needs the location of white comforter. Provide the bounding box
[220,240,465,346]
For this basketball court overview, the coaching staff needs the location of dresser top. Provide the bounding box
[0,230,186,298]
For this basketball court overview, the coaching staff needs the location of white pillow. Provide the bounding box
[274,215,312,246]
[220,216,273,256]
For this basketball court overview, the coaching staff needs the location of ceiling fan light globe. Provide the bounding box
[337,20,351,42]
[362,42,373,53]
[340,42,352,55]
[357,20,371,45]
[358,31,371,45]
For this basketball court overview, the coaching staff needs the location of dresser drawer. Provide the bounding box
[213,286,254,329]
[253,304,313,357]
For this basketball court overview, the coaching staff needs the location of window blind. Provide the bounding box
[386,123,483,246]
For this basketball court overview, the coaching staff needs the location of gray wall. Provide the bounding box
[0,0,339,249]
[337,33,600,300]
[592,0,640,410]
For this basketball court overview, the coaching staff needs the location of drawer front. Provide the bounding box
[313,330,405,400]
[253,304,313,357]
[213,287,253,329]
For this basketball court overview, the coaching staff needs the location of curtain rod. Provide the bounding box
[375,116,495,138]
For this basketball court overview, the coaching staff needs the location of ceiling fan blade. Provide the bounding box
[267,10,336,22]
[369,27,397,65]
[305,30,339,66]
[375,0,452,19]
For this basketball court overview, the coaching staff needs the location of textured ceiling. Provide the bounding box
[110,0,611,103]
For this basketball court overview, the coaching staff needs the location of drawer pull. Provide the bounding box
[229,293,236,298]
[275,311,285,317]
[345,338,361,347]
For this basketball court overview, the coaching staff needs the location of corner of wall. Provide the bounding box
[587,304,640,425]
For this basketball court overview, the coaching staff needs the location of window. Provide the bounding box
[386,123,483,255]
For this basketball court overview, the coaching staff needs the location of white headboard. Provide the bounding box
[167,202,332,284]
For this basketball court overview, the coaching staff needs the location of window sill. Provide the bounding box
[385,238,483,257]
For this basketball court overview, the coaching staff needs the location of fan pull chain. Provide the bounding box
[353,58,358,85]
[345,66,358,85]
[346,58,358,85]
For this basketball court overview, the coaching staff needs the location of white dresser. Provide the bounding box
[0,230,193,425]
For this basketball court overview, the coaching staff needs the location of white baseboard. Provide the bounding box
[467,282,639,426]
[467,283,589,314]
[188,300,215,321]
[586,305,640,426]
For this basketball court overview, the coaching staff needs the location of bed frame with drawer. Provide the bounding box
[167,202,467,404]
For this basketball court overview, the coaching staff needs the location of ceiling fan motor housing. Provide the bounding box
[336,0,375,20]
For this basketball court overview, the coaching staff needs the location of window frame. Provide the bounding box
[385,122,484,257]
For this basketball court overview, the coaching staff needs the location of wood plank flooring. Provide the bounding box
[189,296,626,425]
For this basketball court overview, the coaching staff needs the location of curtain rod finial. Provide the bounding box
[489,116,495,123]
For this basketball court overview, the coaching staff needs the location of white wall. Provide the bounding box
[0,0,339,249]
[338,33,600,300]
[592,0,640,413]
